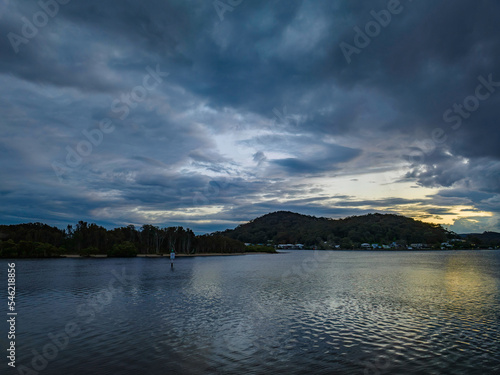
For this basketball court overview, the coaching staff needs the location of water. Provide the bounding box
[2,250,500,374]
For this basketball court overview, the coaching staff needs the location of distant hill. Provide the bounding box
[459,231,500,246]
[223,211,454,247]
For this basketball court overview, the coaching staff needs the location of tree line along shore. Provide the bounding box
[0,222,274,258]
[1,212,499,258]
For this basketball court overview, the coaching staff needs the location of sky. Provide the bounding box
[1,0,500,234]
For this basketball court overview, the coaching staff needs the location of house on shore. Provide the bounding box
[276,244,305,250]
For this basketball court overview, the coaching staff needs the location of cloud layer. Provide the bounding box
[1,0,499,233]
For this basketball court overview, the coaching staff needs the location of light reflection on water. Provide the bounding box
[2,250,500,374]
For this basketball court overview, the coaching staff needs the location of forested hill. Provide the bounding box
[460,231,500,247]
[223,211,454,247]
[1,212,490,258]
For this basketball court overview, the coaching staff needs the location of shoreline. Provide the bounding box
[8,248,495,260]
[176,252,277,257]
[57,251,277,258]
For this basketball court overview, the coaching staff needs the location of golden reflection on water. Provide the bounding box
[443,253,498,322]
[336,252,500,355]
[401,253,498,315]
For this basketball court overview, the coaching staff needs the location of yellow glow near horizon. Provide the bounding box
[398,205,492,226]
[309,172,495,228]
[130,205,226,223]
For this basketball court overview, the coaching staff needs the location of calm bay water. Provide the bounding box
[2,250,500,374]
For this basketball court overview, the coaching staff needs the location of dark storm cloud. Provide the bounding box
[1,0,500,231]
[267,142,361,175]
[406,150,500,194]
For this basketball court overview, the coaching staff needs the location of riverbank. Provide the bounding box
[176,252,277,257]
[57,252,277,258]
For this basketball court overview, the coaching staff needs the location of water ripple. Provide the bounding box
[3,251,500,374]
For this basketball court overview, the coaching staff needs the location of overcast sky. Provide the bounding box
[1,0,500,233]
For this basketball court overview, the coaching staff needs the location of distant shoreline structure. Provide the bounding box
[1,248,498,260]
[55,252,277,258]
[57,247,500,259]
[1,212,499,259]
